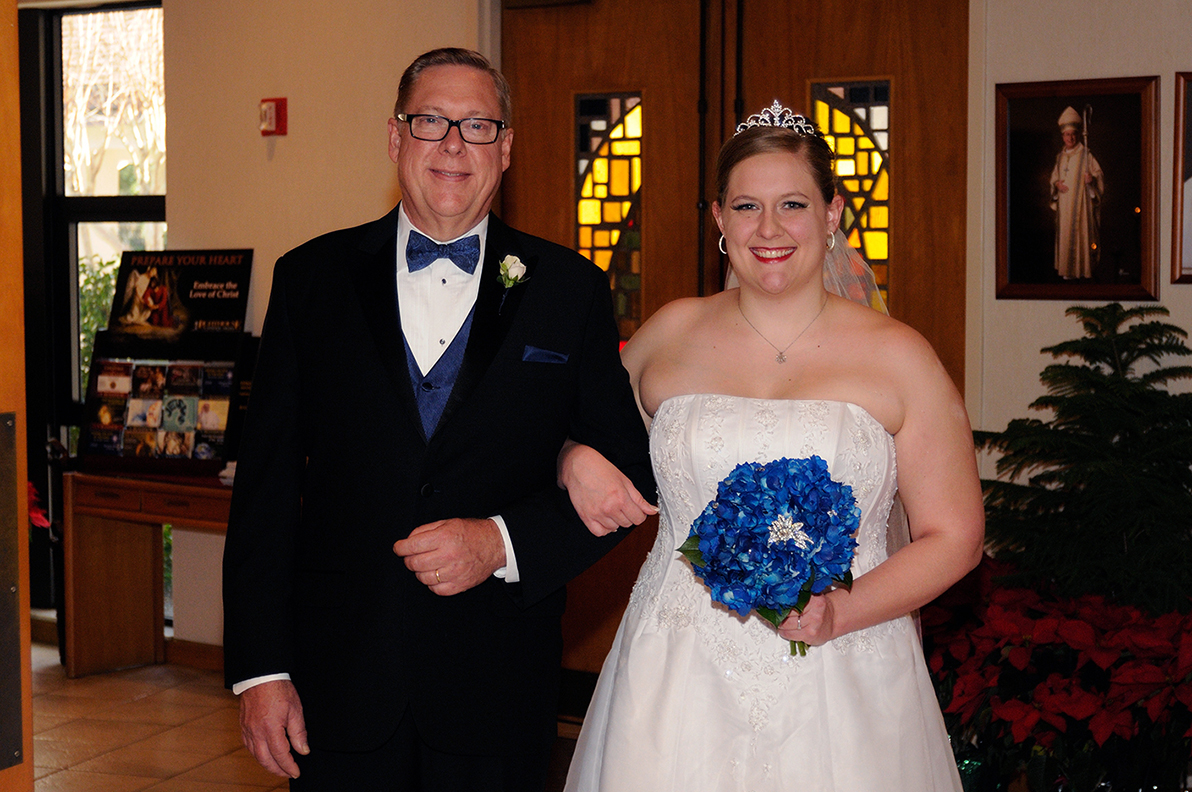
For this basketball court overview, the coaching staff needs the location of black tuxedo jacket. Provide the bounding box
[222,207,653,754]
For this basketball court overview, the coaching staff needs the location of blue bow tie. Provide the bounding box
[406,231,481,274]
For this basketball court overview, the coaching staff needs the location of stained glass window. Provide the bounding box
[811,81,890,305]
[576,93,641,339]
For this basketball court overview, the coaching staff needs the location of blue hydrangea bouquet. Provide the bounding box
[678,456,860,655]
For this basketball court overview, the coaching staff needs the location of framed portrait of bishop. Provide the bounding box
[995,76,1159,300]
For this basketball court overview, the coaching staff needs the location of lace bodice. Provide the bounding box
[629,395,910,729]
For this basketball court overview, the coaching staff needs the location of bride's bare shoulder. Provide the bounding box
[630,293,726,345]
[654,292,727,325]
[622,293,728,380]
[830,299,954,386]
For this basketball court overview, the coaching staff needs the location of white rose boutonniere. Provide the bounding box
[498,254,529,288]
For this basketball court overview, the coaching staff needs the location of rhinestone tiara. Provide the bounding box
[734,100,820,138]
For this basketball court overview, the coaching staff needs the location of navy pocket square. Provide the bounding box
[522,345,569,364]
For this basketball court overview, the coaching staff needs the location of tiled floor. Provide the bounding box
[31,643,579,791]
[31,643,288,791]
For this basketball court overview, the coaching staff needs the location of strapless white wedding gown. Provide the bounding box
[565,394,962,791]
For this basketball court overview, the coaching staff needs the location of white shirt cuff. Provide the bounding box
[232,673,291,696]
[489,515,519,583]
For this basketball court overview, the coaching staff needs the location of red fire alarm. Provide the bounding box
[260,98,287,136]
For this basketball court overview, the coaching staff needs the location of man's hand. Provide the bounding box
[239,679,308,778]
[393,517,506,595]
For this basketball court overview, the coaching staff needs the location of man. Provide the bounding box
[1049,105,1105,280]
[222,47,653,791]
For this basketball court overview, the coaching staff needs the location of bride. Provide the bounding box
[559,103,984,790]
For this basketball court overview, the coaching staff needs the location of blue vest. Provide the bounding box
[403,306,475,439]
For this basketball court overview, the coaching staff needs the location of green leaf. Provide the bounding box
[756,606,789,629]
[677,535,704,567]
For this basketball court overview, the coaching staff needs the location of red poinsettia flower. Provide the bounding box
[1175,630,1192,682]
[1110,658,1189,724]
[919,603,953,630]
[1055,616,1121,670]
[1088,704,1135,746]
[1107,622,1177,662]
[924,622,982,668]
[927,630,973,673]
[27,482,50,529]
[1034,673,1102,722]
[1176,678,1192,712]
[946,664,1000,724]
[977,600,1060,670]
[991,694,1066,744]
[1072,595,1136,632]
[925,555,1192,773]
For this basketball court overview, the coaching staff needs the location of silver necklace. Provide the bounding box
[737,295,827,364]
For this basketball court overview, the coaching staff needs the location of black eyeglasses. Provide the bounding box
[396,114,506,145]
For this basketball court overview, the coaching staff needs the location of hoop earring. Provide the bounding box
[826,233,836,251]
[719,235,728,255]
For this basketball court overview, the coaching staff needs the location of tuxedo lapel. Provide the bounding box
[351,209,423,440]
[437,214,537,433]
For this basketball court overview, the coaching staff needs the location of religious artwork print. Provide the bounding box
[109,249,252,339]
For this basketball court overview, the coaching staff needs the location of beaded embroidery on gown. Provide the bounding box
[565,394,962,792]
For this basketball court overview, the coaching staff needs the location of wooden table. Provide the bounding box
[62,472,231,678]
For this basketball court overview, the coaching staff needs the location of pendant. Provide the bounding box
[775,353,787,364]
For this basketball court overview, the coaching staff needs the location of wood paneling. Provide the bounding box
[0,0,32,785]
[64,514,164,677]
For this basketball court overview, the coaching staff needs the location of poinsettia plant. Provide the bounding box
[925,558,1192,791]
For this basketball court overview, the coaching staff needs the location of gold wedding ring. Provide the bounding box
[434,569,442,584]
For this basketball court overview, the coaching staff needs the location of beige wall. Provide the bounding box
[967,0,1192,457]
[163,0,498,332]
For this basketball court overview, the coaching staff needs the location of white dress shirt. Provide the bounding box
[396,206,487,374]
